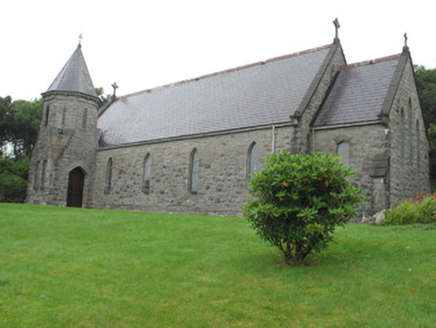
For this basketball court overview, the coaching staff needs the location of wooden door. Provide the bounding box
[67,167,85,207]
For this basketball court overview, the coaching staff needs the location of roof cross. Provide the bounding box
[333,18,340,42]
[78,33,83,46]
[112,82,119,98]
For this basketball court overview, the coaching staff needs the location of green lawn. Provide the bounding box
[0,203,435,327]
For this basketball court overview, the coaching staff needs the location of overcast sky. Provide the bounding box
[2,0,435,101]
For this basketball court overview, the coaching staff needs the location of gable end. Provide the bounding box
[292,41,345,119]
[378,49,410,119]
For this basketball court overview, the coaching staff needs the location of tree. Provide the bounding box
[0,96,42,202]
[415,66,436,126]
[0,96,43,159]
[243,151,364,266]
[95,87,112,105]
[0,157,29,202]
[0,96,13,155]
[428,124,436,190]
[415,66,436,189]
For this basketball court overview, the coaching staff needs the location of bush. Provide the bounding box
[243,151,364,266]
[384,193,436,225]
[0,157,29,203]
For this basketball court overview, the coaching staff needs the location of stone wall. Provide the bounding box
[385,55,431,204]
[90,125,295,216]
[314,123,389,215]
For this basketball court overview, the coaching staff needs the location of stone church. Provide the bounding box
[27,26,431,217]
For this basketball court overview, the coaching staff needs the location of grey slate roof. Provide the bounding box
[314,55,401,127]
[98,45,333,146]
[47,45,97,97]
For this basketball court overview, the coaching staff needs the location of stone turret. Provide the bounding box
[27,44,101,207]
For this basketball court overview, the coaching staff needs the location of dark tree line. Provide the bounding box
[415,66,436,190]
[415,66,436,125]
[0,96,43,202]
[0,96,43,159]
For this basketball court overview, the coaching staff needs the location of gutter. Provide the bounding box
[313,120,382,131]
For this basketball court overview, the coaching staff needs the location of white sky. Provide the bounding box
[2,0,435,101]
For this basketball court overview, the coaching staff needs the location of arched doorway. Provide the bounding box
[67,167,86,207]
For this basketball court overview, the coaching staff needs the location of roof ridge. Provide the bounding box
[118,43,333,99]
[340,53,402,69]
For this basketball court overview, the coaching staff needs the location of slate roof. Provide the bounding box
[47,44,97,98]
[98,44,333,146]
[314,54,402,127]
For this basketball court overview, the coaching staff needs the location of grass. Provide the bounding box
[0,204,435,327]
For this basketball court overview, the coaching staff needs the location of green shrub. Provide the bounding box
[0,157,29,203]
[384,193,436,225]
[243,151,364,266]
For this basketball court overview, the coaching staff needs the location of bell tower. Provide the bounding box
[27,43,101,207]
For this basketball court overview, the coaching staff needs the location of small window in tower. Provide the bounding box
[82,108,88,129]
[105,157,113,193]
[62,108,67,127]
[142,153,152,194]
[189,148,199,193]
[44,106,50,127]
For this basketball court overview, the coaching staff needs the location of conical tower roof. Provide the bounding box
[46,44,97,97]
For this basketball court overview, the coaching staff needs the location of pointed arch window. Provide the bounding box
[247,142,259,180]
[189,148,199,193]
[337,141,349,166]
[82,108,88,129]
[105,157,113,193]
[416,120,420,170]
[62,108,67,127]
[44,106,50,127]
[400,108,405,167]
[408,99,413,166]
[40,160,47,190]
[142,153,152,194]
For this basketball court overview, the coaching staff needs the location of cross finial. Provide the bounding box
[404,33,408,48]
[112,82,119,98]
[333,18,340,43]
[78,33,83,47]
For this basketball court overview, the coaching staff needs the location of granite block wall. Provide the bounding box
[385,56,431,204]
[90,125,295,216]
[314,124,390,215]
